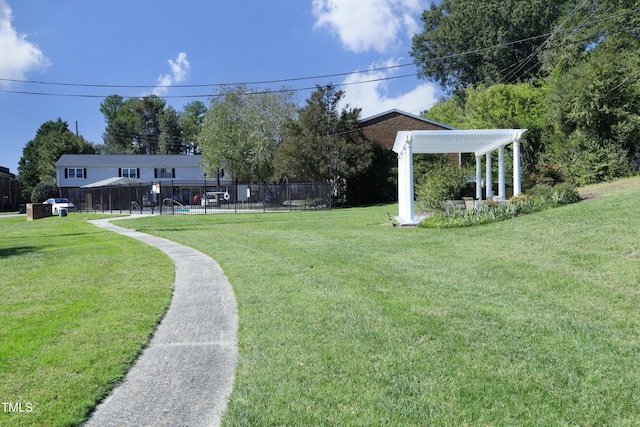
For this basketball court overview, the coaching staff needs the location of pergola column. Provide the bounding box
[513,139,521,196]
[485,152,493,200]
[498,145,506,201]
[475,154,482,200]
[397,137,414,224]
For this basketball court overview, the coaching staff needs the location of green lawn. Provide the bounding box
[1,177,639,426]
[0,215,174,426]
[111,177,640,426]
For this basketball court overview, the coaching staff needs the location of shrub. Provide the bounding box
[31,182,58,203]
[528,163,565,187]
[550,182,581,205]
[415,163,471,211]
[419,183,580,228]
[544,132,633,186]
[526,183,580,206]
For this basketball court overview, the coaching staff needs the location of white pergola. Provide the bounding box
[392,129,527,225]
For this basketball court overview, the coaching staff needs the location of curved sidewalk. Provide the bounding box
[84,217,238,427]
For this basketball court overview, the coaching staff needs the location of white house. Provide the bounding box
[56,154,209,190]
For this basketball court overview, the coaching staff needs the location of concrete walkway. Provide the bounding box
[84,217,238,427]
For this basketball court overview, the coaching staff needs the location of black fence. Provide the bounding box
[66,180,333,215]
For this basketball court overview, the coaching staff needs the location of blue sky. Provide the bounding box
[0,0,442,175]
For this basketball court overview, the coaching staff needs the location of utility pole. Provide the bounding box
[75,121,79,136]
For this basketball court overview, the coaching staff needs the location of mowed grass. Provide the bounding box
[0,215,174,426]
[115,176,640,426]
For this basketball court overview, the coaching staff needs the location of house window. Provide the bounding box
[67,168,84,179]
[122,168,137,178]
[155,168,175,179]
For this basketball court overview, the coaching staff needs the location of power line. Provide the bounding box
[1,6,636,99]
[610,69,640,92]
[0,62,416,89]
[0,73,418,99]
[498,0,594,84]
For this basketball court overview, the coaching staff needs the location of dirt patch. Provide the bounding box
[580,193,602,200]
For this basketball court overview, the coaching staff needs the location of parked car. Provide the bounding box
[200,192,231,206]
[44,198,74,213]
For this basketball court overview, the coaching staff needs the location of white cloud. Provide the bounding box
[0,0,50,86]
[312,0,427,54]
[340,59,440,118]
[153,52,190,96]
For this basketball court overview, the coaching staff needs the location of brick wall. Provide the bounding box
[27,203,52,221]
[359,111,459,165]
[0,168,21,210]
[360,112,449,150]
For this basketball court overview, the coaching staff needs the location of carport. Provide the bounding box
[392,129,527,225]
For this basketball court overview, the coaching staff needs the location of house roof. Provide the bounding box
[359,109,455,130]
[0,166,16,178]
[80,177,144,188]
[393,129,527,157]
[358,109,455,151]
[57,154,202,168]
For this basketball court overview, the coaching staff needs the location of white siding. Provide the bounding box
[56,155,210,188]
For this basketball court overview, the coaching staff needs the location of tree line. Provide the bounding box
[18,85,372,204]
[411,0,640,186]
[99,95,206,156]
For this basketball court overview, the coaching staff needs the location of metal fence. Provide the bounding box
[66,180,333,215]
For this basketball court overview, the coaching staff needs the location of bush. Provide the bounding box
[419,183,580,228]
[544,132,633,186]
[550,182,581,205]
[31,182,58,203]
[415,163,471,211]
[527,163,565,187]
[526,182,580,206]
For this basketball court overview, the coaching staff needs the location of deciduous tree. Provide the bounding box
[199,86,297,182]
[410,0,572,91]
[18,118,95,199]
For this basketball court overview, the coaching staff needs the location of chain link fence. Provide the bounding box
[66,180,333,215]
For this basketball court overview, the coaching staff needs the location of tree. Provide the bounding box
[100,95,138,154]
[102,95,190,155]
[134,95,166,154]
[18,119,96,199]
[273,85,372,201]
[180,101,206,155]
[421,94,467,129]
[424,83,549,178]
[541,0,640,74]
[416,0,640,187]
[199,85,297,182]
[466,83,549,175]
[410,0,572,91]
[543,34,640,183]
[158,106,185,154]
[31,182,58,203]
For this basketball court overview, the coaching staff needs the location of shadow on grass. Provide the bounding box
[0,246,39,258]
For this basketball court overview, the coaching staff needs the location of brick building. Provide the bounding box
[348,109,456,205]
[359,109,458,163]
[0,166,21,211]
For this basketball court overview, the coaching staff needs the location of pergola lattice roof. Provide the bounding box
[393,129,527,156]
